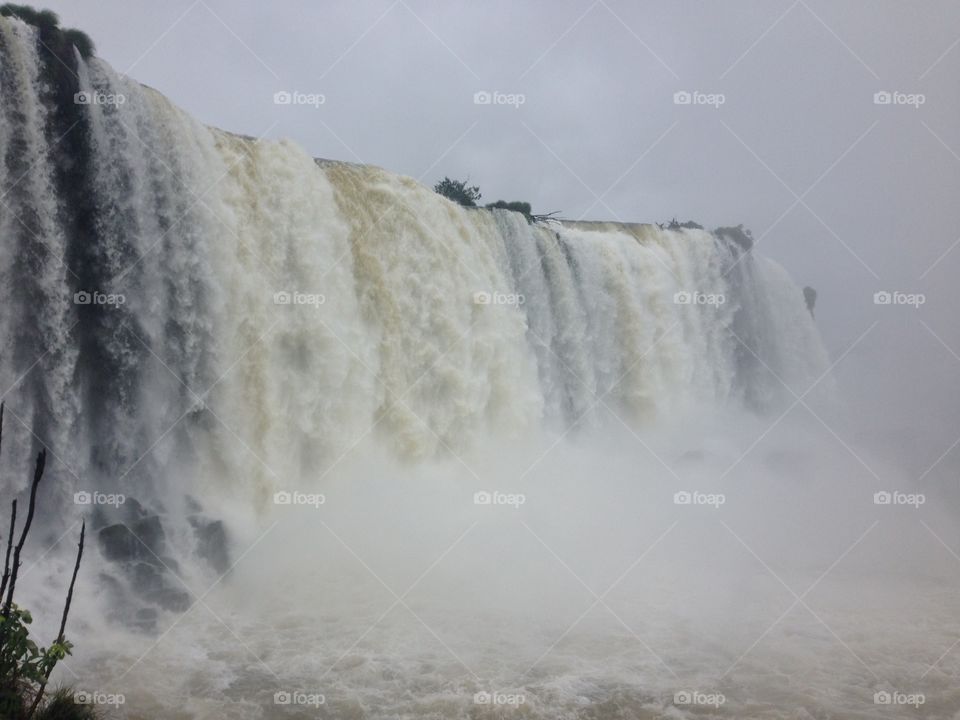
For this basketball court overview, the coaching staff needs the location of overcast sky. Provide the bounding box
[37,0,960,478]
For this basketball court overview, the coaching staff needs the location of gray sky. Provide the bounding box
[40,0,960,478]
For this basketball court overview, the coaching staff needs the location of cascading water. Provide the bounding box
[0,15,826,507]
[15,16,948,720]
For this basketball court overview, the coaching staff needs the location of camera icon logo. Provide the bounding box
[873,491,892,505]
[673,291,692,305]
[73,91,92,105]
[274,691,292,704]
[874,691,892,704]
[673,91,692,105]
[674,690,693,705]
[74,491,92,505]
[473,91,492,105]
[473,691,491,704]
[473,291,491,305]
[474,491,492,505]
[273,91,292,105]
[74,290,92,305]
[273,491,292,505]
[674,491,692,505]
[873,291,892,305]
[273,291,292,305]
[873,91,892,105]
[74,691,92,705]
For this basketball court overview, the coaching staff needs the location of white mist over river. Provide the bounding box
[1,13,959,720]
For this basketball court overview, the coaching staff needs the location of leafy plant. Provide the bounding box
[0,404,87,720]
[0,4,59,29]
[485,200,532,215]
[485,200,560,224]
[433,177,482,207]
[0,4,96,57]
[659,218,704,231]
[0,606,72,685]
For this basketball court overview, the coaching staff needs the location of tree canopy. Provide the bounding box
[0,4,96,58]
[433,177,482,207]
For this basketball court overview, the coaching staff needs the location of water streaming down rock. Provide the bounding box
[0,16,828,615]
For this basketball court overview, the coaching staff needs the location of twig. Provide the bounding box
[56,520,83,644]
[27,521,85,719]
[1,449,46,620]
[0,500,16,603]
[530,211,561,223]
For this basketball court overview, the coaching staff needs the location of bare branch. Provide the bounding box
[2,449,46,620]
[0,500,16,602]
[56,520,83,644]
[27,521,85,719]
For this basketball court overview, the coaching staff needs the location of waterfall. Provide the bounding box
[0,14,828,602]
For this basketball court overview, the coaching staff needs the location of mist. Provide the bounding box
[1,2,959,719]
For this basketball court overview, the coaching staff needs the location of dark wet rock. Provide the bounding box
[98,523,145,563]
[190,515,230,574]
[131,515,165,554]
[97,515,168,565]
[120,497,150,522]
[97,505,229,619]
[154,587,191,613]
[130,562,190,611]
[88,494,150,531]
[132,561,163,591]
[803,285,817,318]
[131,607,158,633]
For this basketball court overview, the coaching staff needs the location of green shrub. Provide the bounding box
[0,4,96,57]
[662,218,704,231]
[0,403,87,720]
[486,200,532,216]
[433,177,481,207]
[0,4,59,28]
